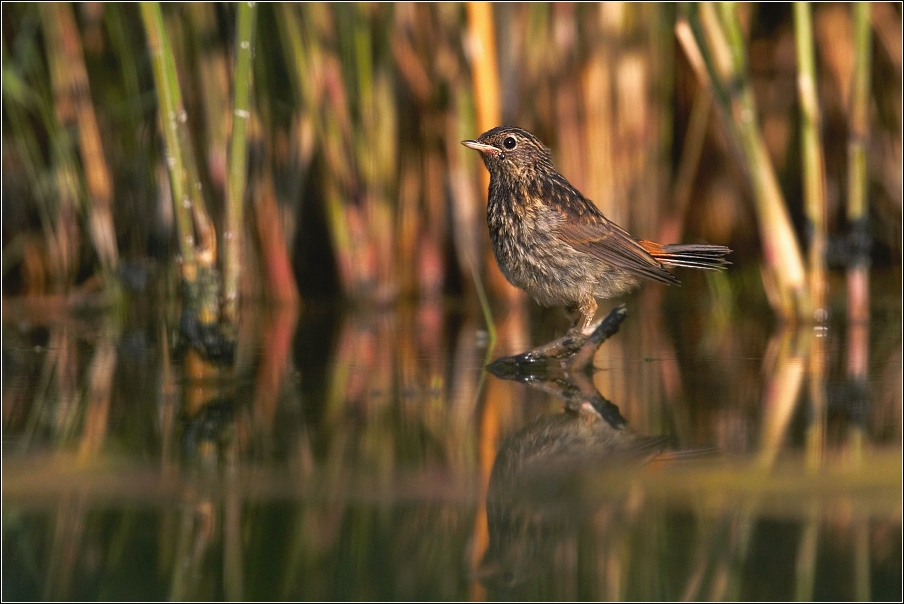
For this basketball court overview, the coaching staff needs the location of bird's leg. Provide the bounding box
[566,297,598,336]
[579,297,598,334]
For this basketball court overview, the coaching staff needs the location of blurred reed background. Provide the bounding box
[2,4,902,601]
[2,3,900,321]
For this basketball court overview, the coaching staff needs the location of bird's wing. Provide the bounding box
[554,214,680,285]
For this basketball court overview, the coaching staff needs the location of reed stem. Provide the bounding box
[689,2,810,319]
[794,2,828,321]
[465,2,522,304]
[465,2,501,145]
[847,2,871,324]
[223,1,257,323]
[140,2,197,277]
[847,3,872,226]
[44,2,120,279]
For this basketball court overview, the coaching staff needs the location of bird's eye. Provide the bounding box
[503,136,517,150]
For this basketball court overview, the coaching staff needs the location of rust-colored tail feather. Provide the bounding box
[640,241,732,271]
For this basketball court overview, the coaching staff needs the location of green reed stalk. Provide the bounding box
[690,3,809,319]
[163,12,218,267]
[848,3,871,227]
[793,4,828,493]
[451,88,496,339]
[847,2,871,323]
[794,2,828,321]
[844,4,872,499]
[140,2,197,275]
[223,1,257,322]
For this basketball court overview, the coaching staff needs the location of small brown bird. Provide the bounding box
[462,126,731,332]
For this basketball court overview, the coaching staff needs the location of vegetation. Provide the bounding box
[1,4,900,600]
[3,4,899,319]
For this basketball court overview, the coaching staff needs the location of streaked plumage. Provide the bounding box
[462,126,731,330]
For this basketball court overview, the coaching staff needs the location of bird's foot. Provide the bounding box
[576,315,605,337]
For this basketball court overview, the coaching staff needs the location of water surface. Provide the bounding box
[3,269,901,600]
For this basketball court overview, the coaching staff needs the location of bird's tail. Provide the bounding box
[640,241,732,271]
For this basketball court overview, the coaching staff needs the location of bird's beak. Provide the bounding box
[461,139,500,155]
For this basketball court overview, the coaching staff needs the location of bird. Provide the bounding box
[462,126,731,333]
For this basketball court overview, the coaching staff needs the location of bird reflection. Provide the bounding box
[479,307,670,595]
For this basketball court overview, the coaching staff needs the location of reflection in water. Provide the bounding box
[2,276,902,600]
[482,344,671,594]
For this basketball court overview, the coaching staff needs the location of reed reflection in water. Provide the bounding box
[2,270,901,601]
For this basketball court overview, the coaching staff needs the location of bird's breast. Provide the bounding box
[486,181,581,303]
[487,186,536,253]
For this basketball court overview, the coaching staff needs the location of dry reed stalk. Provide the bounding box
[77,330,117,460]
[465,2,501,149]
[871,3,903,72]
[252,161,300,305]
[252,305,300,430]
[805,329,827,471]
[582,50,616,215]
[48,326,79,440]
[553,4,586,199]
[470,370,500,593]
[465,2,523,304]
[47,166,81,294]
[602,4,670,243]
[43,3,120,278]
[688,3,809,320]
[756,327,808,469]
[37,6,83,293]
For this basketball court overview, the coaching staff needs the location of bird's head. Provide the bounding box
[462,126,554,179]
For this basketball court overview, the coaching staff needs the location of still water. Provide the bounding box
[2,269,901,601]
